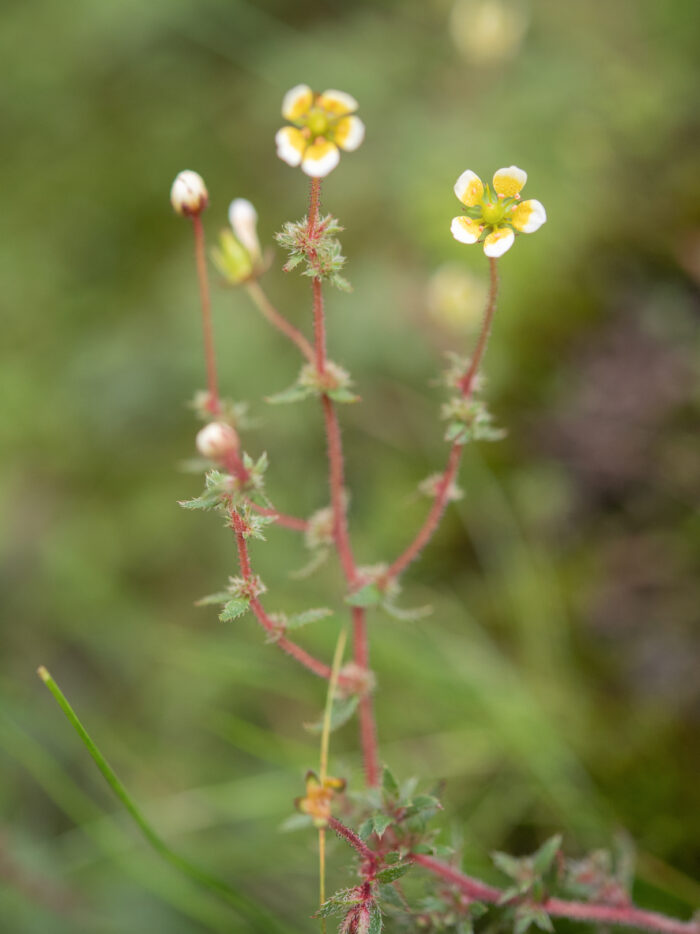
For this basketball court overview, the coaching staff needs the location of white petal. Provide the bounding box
[301,141,340,178]
[335,115,365,152]
[317,89,359,115]
[512,199,546,233]
[281,84,313,121]
[493,165,527,197]
[483,227,515,257]
[275,126,306,167]
[450,216,480,244]
[454,169,484,207]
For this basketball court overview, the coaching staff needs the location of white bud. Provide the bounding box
[170,170,209,217]
[196,422,239,460]
[228,198,261,263]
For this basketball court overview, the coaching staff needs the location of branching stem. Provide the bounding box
[245,280,315,364]
[413,854,699,934]
[229,509,347,685]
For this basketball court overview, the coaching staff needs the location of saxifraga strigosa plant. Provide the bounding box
[38,84,698,934]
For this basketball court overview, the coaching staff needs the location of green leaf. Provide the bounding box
[372,814,394,839]
[285,607,333,629]
[492,851,525,881]
[326,387,360,403]
[346,583,383,607]
[515,907,553,934]
[278,812,313,832]
[367,902,382,934]
[381,601,433,621]
[445,421,471,443]
[378,884,404,909]
[358,818,374,841]
[304,694,359,733]
[265,384,314,405]
[178,491,221,511]
[219,598,251,622]
[382,766,400,800]
[194,591,230,607]
[533,834,562,875]
[376,862,411,884]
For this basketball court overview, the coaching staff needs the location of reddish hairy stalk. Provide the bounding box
[320,396,357,582]
[246,501,309,532]
[307,179,380,787]
[229,509,341,684]
[412,855,699,934]
[386,257,500,582]
[327,817,377,870]
[245,280,315,364]
[191,214,220,414]
[386,442,463,581]
[308,177,321,238]
[458,257,499,395]
[353,606,380,787]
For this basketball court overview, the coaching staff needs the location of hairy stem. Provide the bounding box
[245,280,315,364]
[412,854,699,934]
[230,509,344,684]
[191,214,220,414]
[246,501,309,532]
[307,178,380,787]
[387,257,500,581]
[327,817,377,869]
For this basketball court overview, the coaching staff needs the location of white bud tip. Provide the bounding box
[196,422,239,460]
[170,170,209,217]
[228,198,261,259]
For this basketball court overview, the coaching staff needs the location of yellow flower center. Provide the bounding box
[306,109,330,138]
[481,201,506,227]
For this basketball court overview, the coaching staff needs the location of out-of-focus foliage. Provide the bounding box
[1,0,699,931]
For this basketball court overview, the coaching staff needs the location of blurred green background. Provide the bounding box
[1,0,699,930]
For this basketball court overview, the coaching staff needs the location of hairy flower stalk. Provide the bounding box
[386,256,499,582]
[170,172,221,414]
[306,176,381,788]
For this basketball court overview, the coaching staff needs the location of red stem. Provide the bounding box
[353,606,380,787]
[327,817,377,868]
[412,855,698,934]
[458,257,499,395]
[229,509,340,683]
[246,501,309,532]
[191,214,220,414]
[320,396,356,582]
[386,442,463,581]
[387,257,500,582]
[245,280,315,364]
[307,178,380,787]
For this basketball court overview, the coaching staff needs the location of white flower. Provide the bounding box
[170,170,209,217]
[450,165,546,257]
[275,84,365,178]
[196,422,239,460]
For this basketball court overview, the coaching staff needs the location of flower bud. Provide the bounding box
[196,422,239,460]
[211,229,254,284]
[228,198,262,264]
[170,170,209,217]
